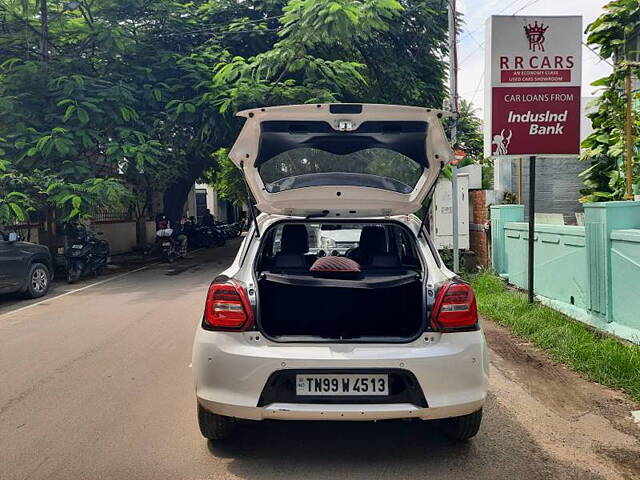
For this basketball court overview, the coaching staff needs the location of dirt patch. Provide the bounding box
[484,317,640,479]
[597,446,640,479]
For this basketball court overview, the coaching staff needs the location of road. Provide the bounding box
[1,239,638,480]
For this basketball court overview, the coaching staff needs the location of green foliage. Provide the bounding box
[469,272,640,401]
[200,0,450,206]
[441,99,489,185]
[202,149,248,207]
[579,0,640,202]
[1,0,451,224]
[46,177,133,221]
[453,99,484,161]
[209,0,449,112]
[0,190,32,225]
[0,159,33,224]
[481,157,494,190]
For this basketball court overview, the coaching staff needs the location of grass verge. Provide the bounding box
[469,271,640,402]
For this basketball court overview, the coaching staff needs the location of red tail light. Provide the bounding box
[204,279,253,330]
[431,281,478,331]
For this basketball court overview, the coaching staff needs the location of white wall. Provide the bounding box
[93,220,156,254]
[93,222,137,254]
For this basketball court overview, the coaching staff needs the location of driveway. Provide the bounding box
[1,238,638,480]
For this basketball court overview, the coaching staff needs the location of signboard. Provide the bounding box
[484,16,582,157]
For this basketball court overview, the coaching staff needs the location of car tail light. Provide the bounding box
[203,279,253,330]
[431,281,478,331]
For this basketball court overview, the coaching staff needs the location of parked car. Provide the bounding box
[0,231,54,298]
[192,103,489,442]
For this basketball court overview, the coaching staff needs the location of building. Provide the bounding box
[185,183,245,224]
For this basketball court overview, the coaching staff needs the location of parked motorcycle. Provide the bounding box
[230,222,242,237]
[210,224,226,246]
[156,220,187,263]
[63,224,110,284]
[184,218,225,248]
[216,221,239,240]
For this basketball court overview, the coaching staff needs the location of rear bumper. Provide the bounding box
[198,399,484,421]
[193,329,489,421]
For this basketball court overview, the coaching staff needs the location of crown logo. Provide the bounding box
[524,21,548,52]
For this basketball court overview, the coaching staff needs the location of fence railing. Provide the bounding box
[92,209,133,223]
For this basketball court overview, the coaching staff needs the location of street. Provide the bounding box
[1,239,638,480]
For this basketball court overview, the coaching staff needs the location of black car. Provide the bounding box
[0,231,54,298]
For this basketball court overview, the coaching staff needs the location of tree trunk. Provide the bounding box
[163,174,196,224]
[40,0,49,61]
[162,151,217,223]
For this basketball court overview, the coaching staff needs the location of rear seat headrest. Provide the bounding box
[358,226,387,254]
[280,224,308,254]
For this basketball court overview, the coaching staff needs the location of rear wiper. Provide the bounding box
[306,210,330,219]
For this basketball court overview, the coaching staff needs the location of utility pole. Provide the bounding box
[448,0,460,272]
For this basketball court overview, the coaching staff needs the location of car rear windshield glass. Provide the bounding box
[263,222,420,267]
[258,148,423,194]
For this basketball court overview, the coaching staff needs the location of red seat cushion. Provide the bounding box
[310,256,361,273]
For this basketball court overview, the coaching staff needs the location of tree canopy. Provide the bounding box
[0,0,451,227]
[579,0,640,202]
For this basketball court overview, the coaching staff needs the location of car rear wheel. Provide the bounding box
[197,404,235,441]
[25,263,50,298]
[440,409,482,441]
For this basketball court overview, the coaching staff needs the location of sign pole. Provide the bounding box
[528,155,536,303]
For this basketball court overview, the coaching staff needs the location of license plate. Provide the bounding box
[296,374,388,396]
[72,244,83,249]
[162,242,171,246]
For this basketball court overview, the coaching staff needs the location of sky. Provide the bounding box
[456,0,612,114]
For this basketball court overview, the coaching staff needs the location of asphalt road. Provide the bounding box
[1,239,638,480]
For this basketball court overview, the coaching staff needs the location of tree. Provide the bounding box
[579,0,640,202]
[0,1,223,234]
[1,1,451,229]
[454,99,484,161]
[203,0,450,209]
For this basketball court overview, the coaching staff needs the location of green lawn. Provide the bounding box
[469,272,640,402]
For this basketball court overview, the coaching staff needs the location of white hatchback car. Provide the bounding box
[192,103,489,442]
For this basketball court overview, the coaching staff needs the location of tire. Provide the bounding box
[67,262,82,284]
[25,263,50,298]
[197,404,235,441]
[440,409,482,441]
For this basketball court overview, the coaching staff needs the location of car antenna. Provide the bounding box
[240,161,260,238]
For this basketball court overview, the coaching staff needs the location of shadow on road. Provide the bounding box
[201,400,604,480]
[0,239,243,316]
